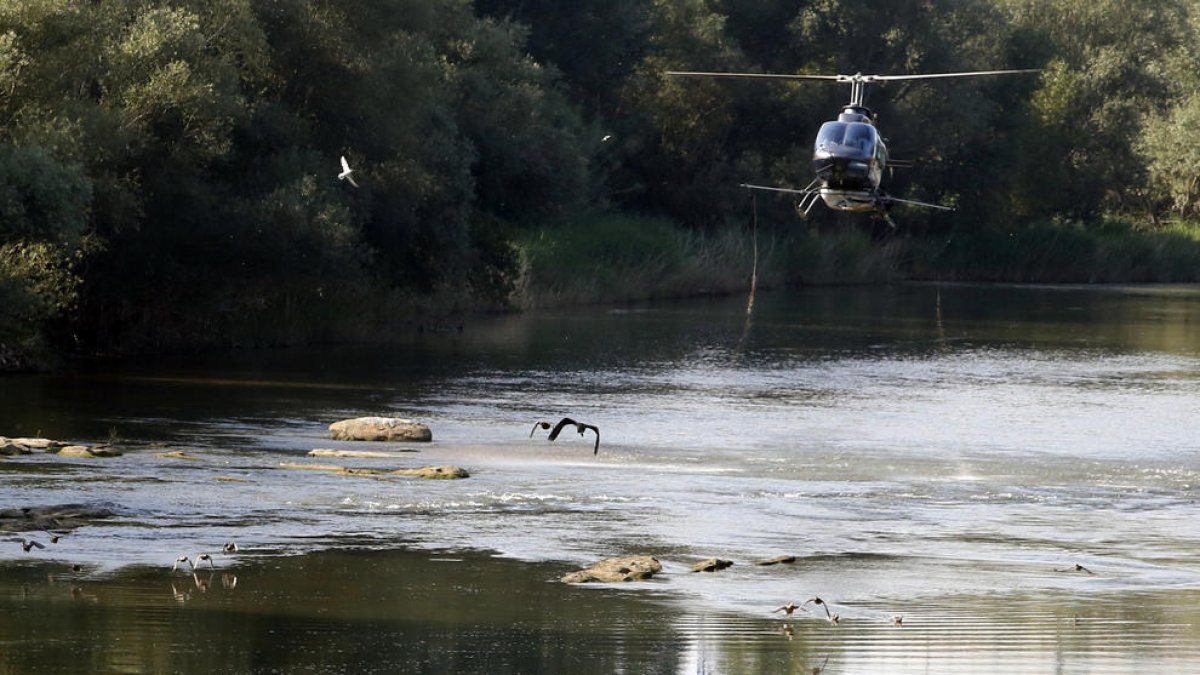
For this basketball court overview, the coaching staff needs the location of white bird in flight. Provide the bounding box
[338,156,359,188]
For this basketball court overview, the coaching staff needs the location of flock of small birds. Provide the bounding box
[774,596,842,625]
[172,543,239,572]
[8,531,243,600]
[771,562,1098,634]
[8,530,67,553]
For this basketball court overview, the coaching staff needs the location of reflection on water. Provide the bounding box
[2,283,1200,673]
[0,550,689,674]
[5,550,1200,674]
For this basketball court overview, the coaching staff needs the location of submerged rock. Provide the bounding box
[691,558,734,573]
[561,555,662,583]
[280,462,468,480]
[155,450,203,460]
[308,448,409,458]
[279,462,346,473]
[329,417,432,442]
[392,466,469,480]
[753,555,797,566]
[0,504,115,532]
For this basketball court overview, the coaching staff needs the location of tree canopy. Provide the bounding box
[1,0,1197,362]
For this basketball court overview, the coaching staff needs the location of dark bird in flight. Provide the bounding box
[773,602,803,616]
[44,531,65,544]
[20,538,45,553]
[223,542,238,553]
[172,555,194,572]
[1055,563,1095,575]
[196,553,215,569]
[803,597,840,624]
[533,417,601,454]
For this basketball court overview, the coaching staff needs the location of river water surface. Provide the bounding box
[2,283,1199,674]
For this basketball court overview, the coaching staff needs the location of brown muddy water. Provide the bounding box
[2,283,1199,673]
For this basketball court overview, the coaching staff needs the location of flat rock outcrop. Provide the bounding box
[0,440,32,456]
[561,555,662,583]
[55,445,123,458]
[691,558,734,573]
[279,462,469,480]
[308,448,408,458]
[329,417,432,442]
[1,437,68,455]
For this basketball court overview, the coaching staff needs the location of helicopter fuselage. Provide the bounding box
[811,106,887,212]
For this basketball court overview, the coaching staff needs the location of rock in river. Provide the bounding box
[329,417,432,442]
[1,436,72,455]
[753,555,797,566]
[55,445,123,458]
[308,448,409,458]
[561,555,662,584]
[691,558,734,573]
[391,466,469,480]
[279,463,469,480]
[0,440,32,456]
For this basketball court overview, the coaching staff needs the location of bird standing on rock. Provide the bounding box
[531,417,601,454]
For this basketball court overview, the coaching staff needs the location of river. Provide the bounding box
[2,283,1199,673]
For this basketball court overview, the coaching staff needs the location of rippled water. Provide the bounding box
[2,283,1199,673]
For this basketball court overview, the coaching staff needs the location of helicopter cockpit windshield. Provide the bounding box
[814,121,877,159]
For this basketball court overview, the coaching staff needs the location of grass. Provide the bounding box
[516,213,1200,308]
[514,212,918,308]
[910,218,1200,283]
[515,212,764,308]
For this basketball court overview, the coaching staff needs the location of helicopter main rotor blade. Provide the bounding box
[666,69,1039,83]
[666,71,840,81]
[867,68,1041,82]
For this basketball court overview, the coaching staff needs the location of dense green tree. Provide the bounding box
[998,0,1192,221]
[1141,93,1200,219]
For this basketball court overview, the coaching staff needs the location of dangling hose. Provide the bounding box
[746,192,759,316]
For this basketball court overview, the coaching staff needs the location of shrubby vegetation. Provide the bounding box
[1,0,1198,366]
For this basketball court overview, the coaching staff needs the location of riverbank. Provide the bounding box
[5,216,1200,373]
[516,215,1200,309]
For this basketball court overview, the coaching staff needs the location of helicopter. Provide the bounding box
[665,69,1040,226]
